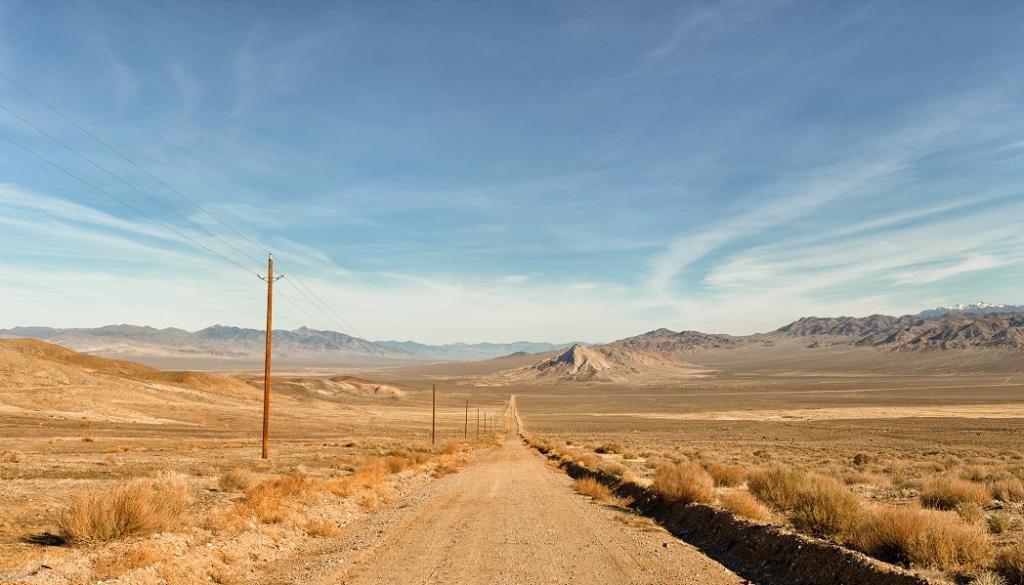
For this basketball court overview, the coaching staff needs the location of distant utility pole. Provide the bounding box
[258,253,284,460]
[464,400,469,439]
[431,384,437,445]
[476,408,480,437]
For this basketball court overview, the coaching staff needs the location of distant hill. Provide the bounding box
[0,324,575,364]
[480,343,707,384]
[614,312,1024,355]
[609,328,738,355]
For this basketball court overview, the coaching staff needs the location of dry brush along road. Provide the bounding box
[267,403,747,585]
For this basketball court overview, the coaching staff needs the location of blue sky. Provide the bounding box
[1,1,1023,343]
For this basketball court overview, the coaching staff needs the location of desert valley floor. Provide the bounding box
[2,338,1024,584]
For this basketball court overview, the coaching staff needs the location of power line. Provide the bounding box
[0,70,364,337]
[0,100,264,268]
[0,128,260,278]
[0,68,270,257]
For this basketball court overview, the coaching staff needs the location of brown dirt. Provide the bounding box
[265,409,745,585]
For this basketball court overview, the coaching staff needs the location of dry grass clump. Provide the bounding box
[988,512,1013,534]
[595,442,624,455]
[652,462,715,505]
[385,456,410,474]
[93,544,168,579]
[790,475,863,539]
[597,460,628,477]
[995,543,1024,584]
[328,459,387,497]
[218,468,254,491]
[304,518,339,537]
[1,449,23,463]
[432,455,462,478]
[851,505,993,572]
[237,475,311,523]
[706,463,746,487]
[59,477,191,544]
[921,477,991,510]
[720,491,776,522]
[441,441,462,455]
[970,570,1009,585]
[748,466,805,511]
[575,451,602,470]
[574,477,614,501]
[991,478,1024,503]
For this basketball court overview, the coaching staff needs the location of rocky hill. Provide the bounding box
[609,328,738,355]
[481,343,707,384]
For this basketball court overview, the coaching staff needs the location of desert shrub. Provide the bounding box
[989,512,1013,534]
[971,570,1009,585]
[59,477,191,544]
[328,458,387,496]
[706,463,746,487]
[595,442,623,455]
[991,478,1024,503]
[93,544,167,579]
[576,452,602,470]
[595,459,626,476]
[304,518,339,537]
[721,491,775,522]
[790,475,863,539]
[961,467,989,483]
[957,502,987,524]
[441,441,462,455]
[1,450,23,463]
[852,452,873,467]
[921,477,990,510]
[996,544,1024,584]
[652,462,715,505]
[574,477,614,502]
[385,456,410,474]
[748,466,805,511]
[432,455,461,478]
[218,468,254,491]
[238,475,310,523]
[851,505,993,572]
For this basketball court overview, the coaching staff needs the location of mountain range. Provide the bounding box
[614,312,1024,354]
[0,324,574,363]
[2,303,1021,367]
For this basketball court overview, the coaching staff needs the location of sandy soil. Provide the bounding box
[266,403,745,585]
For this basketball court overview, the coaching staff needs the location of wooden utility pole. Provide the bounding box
[476,408,480,437]
[258,253,283,460]
[431,384,436,445]
[464,400,469,439]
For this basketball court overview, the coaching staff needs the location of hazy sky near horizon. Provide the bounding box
[1,1,1023,343]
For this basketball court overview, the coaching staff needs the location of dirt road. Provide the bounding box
[269,405,746,585]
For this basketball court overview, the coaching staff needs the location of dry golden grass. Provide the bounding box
[1,450,23,463]
[748,466,805,511]
[988,512,1013,534]
[573,476,616,502]
[93,543,168,578]
[991,478,1024,503]
[432,454,462,478]
[218,467,254,491]
[597,460,628,477]
[970,570,1009,585]
[995,543,1024,584]
[720,491,776,522]
[706,463,746,487]
[385,456,410,474]
[58,477,191,544]
[652,462,715,505]
[851,505,993,572]
[921,477,991,510]
[304,518,339,537]
[789,475,863,539]
[237,474,311,523]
